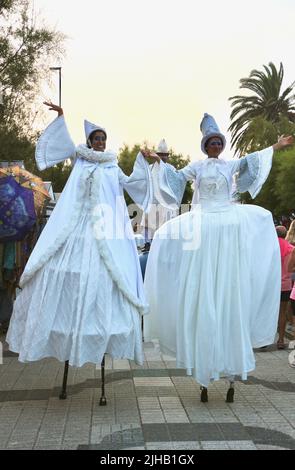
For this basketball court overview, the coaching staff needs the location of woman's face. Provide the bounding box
[90,130,107,152]
[205,136,223,158]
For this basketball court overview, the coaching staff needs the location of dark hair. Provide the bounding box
[276,225,287,238]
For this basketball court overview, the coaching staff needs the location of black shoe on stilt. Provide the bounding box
[200,386,208,403]
[226,387,234,403]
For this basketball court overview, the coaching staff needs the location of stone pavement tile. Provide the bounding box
[137,397,161,410]
[171,441,201,450]
[112,360,131,370]
[163,412,189,423]
[201,441,230,450]
[146,441,173,450]
[163,361,177,369]
[227,440,257,450]
[129,361,149,370]
[245,425,295,450]
[134,377,173,387]
[34,445,62,450]
[169,423,223,441]
[159,396,183,409]
[147,362,166,369]
[256,444,289,450]
[0,371,23,391]
[216,423,251,440]
[186,412,216,424]
[135,388,177,397]
[140,411,165,424]
[142,424,170,442]
[126,446,145,450]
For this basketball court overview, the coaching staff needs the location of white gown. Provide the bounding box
[144,148,281,387]
[7,116,153,367]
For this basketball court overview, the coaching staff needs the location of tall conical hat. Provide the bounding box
[200,113,226,154]
[84,119,107,141]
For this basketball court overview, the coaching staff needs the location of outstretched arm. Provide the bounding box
[140,148,161,163]
[273,135,294,152]
[35,102,75,170]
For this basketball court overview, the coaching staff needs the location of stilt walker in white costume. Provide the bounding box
[140,139,179,242]
[7,102,155,368]
[144,113,294,402]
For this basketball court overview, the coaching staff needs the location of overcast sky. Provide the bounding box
[34,0,295,160]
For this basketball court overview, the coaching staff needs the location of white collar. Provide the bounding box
[76,144,117,164]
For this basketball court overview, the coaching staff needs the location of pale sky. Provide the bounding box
[34,0,295,161]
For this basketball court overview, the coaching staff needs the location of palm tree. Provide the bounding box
[229,62,295,155]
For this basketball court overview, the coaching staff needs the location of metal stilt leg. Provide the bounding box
[226,377,235,403]
[200,386,208,402]
[59,360,69,399]
[99,354,107,406]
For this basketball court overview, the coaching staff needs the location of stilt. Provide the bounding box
[99,354,107,406]
[59,355,107,405]
[226,379,235,403]
[200,386,208,402]
[141,316,144,342]
[59,360,69,399]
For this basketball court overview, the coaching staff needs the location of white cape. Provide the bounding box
[7,116,153,367]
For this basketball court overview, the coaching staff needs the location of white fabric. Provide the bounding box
[144,152,280,387]
[140,163,179,240]
[84,119,107,140]
[7,118,153,367]
[35,116,76,170]
[157,139,168,153]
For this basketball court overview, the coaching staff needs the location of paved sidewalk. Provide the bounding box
[0,335,295,450]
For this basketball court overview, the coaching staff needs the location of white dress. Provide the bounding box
[144,148,281,387]
[7,116,153,367]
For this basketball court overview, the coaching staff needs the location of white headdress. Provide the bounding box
[157,138,169,154]
[200,113,226,154]
[84,119,107,141]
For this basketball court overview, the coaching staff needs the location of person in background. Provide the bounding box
[140,139,180,242]
[287,243,295,340]
[276,225,294,348]
[285,220,295,332]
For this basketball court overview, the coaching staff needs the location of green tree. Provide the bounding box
[0,0,65,136]
[229,62,295,155]
[274,148,295,216]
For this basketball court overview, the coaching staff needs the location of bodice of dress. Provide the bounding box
[198,159,232,212]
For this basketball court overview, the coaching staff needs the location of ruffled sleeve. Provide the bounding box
[148,160,195,209]
[232,146,273,198]
[118,152,153,211]
[35,115,76,170]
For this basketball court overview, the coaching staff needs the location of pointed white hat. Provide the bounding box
[200,113,226,154]
[157,138,169,154]
[84,119,107,141]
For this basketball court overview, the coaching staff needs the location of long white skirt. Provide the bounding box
[144,203,281,387]
[7,211,143,367]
